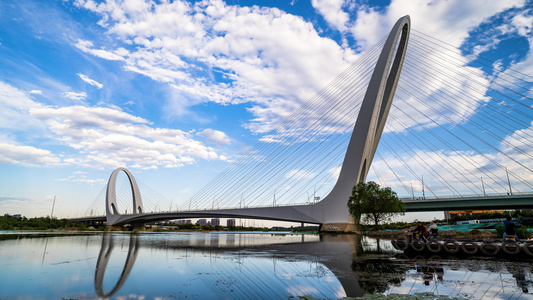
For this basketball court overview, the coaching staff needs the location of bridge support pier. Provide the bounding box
[126,223,146,231]
[320,223,361,233]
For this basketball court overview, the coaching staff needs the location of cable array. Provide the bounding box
[176,36,389,211]
[369,30,533,199]
[83,28,533,217]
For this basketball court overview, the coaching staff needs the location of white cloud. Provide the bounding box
[328,166,341,181]
[196,128,230,145]
[30,105,226,169]
[74,39,126,61]
[73,0,358,132]
[30,90,43,95]
[511,9,533,37]
[56,177,105,184]
[0,81,44,131]
[493,8,533,86]
[77,73,103,89]
[311,0,350,31]
[69,0,525,140]
[369,137,533,198]
[63,91,88,101]
[0,81,227,169]
[0,142,60,165]
[0,81,41,110]
[350,0,524,50]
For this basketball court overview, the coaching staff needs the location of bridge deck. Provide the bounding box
[402,194,533,212]
[71,194,533,224]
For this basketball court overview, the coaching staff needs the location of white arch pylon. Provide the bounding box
[103,16,410,230]
[314,15,411,229]
[106,167,144,226]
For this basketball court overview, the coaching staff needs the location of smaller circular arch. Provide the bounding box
[106,168,144,224]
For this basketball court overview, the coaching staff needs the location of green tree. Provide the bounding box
[347,181,405,230]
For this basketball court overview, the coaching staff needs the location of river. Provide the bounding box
[0,231,531,299]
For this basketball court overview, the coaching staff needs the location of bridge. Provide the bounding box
[71,192,533,224]
[73,15,533,229]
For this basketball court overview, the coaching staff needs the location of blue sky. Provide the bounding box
[0,0,532,222]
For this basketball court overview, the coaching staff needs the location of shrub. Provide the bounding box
[495,224,531,239]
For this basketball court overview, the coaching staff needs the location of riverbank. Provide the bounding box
[366,228,497,240]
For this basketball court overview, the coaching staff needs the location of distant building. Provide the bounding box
[448,210,504,218]
[211,219,220,226]
[3,214,21,218]
[197,219,207,226]
[227,219,236,227]
[176,219,192,225]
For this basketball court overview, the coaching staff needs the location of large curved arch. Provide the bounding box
[314,15,411,228]
[106,167,144,225]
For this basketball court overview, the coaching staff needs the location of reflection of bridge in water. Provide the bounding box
[94,232,533,298]
[94,233,365,298]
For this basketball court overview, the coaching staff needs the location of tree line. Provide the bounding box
[0,215,82,230]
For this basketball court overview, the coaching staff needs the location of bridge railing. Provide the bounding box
[81,201,314,218]
[400,191,533,202]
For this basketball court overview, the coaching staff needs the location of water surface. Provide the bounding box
[0,231,532,299]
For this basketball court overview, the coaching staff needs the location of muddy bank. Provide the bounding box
[366,229,498,240]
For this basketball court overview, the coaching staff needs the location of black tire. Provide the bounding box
[426,240,442,253]
[480,242,500,256]
[411,239,425,251]
[428,255,443,261]
[396,254,409,259]
[523,241,533,257]
[501,240,521,255]
[396,239,409,251]
[443,239,460,254]
[461,239,479,255]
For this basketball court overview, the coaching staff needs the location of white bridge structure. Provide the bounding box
[90,16,412,231]
[73,14,533,229]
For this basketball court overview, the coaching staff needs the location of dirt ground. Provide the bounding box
[366,229,498,240]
